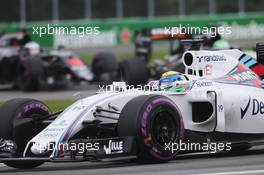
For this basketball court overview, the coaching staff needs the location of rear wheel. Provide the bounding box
[16,57,44,91]
[118,95,184,163]
[91,52,118,83]
[118,57,149,85]
[0,98,51,169]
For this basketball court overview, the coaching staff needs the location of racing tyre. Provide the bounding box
[17,57,44,91]
[91,52,118,83]
[118,95,184,163]
[119,57,149,85]
[0,98,51,169]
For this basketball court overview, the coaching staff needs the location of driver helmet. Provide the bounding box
[159,71,189,92]
[24,42,40,56]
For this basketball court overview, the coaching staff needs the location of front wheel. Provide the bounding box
[0,98,51,169]
[118,95,184,163]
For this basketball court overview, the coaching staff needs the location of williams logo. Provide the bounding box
[103,140,123,155]
[197,55,226,63]
[241,97,264,119]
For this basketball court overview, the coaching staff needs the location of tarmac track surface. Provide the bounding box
[1,147,264,175]
[0,84,99,101]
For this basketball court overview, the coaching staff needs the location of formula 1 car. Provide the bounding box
[0,33,93,91]
[0,42,264,169]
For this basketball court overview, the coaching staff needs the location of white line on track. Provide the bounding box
[196,169,264,175]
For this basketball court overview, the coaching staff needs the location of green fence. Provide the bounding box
[1,13,264,48]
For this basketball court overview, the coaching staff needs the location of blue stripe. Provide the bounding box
[240,55,251,64]
[55,94,116,157]
[245,59,257,67]
[55,108,90,156]
[226,66,237,75]
[229,68,237,75]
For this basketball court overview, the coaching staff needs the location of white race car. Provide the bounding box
[0,42,264,169]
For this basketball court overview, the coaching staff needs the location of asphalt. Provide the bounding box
[1,147,264,175]
[0,84,99,101]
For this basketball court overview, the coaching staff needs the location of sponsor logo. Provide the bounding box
[241,97,251,119]
[195,81,213,88]
[241,97,264,119]
[53,119,67,126]
[204,64,213,76]
[103,140,123,155]
[44,128,64,132]
[197,55,226,63]
[38,133,59,138]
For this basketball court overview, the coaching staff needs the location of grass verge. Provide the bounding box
[0,99,75,113]
[43,99,75,112]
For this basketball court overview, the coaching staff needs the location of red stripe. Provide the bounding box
[251,79,262,88]
[62,121,77,142]
[237,63,248,72]
[251,64,264,77]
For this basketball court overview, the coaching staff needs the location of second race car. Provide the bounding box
[0,32,93,91]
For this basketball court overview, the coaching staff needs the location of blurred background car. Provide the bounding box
[0,32,93,91]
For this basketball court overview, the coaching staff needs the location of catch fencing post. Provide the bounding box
[238,0,245,16]
[178,0,186,16]
[148,0,155,18]
[20,0,26,27]
[84,0,92,19]
[52,0,59,24]
[116,0,123,18]
[209,0,216,15]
